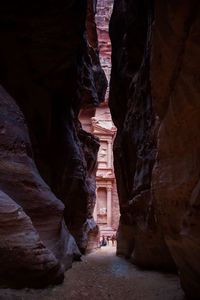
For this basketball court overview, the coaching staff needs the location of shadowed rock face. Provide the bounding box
[110,0,174,270]
[0,86,80,287]
[151,1,200,298]
[0,189,63,288]
[0,0,106,287]
[110,0,200,299]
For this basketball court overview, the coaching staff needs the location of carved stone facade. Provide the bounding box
[79,104,120,236]
[92,104,119,235]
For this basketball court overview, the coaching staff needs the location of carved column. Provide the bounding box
[107,186,112,227]
[107,140,112,168]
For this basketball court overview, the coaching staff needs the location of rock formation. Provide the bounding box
[0,0,106,287]
[110,0,200,299]
[80,0,119,238]
[0,85,80,287]
[96,0,114,98]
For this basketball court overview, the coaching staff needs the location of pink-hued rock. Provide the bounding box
[0,86,80,287]
[91,103,120,235]
[0,0,106,286]
[79,102,120,238]
[109,0,200,299]
[151,2,200,298]
[65,123,100,253]
[96,0,114,98]
[62,0,107,253]
[0,189,63,288]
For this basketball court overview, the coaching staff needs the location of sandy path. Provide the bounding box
[0,246,185,300]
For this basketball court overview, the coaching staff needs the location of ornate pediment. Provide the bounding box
[91,117,116,135]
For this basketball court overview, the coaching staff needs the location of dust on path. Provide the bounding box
[0,246,185,300]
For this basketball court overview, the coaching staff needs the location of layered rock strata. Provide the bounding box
[96,0,114,98]
[110,0,200,299]
[0,0,106,287]
[0,86,80,287]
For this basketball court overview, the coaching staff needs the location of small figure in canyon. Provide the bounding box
[111,234,116,246]
[106,236,110,245]
[102,235,107,246]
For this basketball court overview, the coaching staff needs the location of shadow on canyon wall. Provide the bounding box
[0,1,199,299]
[109,1,200,299]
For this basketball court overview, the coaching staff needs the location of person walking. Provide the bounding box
[106,236,110,246]
[111,234,116,246]
[102,235,107,246]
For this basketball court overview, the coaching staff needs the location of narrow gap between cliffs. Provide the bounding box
[79,0,120,250]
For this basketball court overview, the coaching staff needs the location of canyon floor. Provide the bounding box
[0,246,185,300]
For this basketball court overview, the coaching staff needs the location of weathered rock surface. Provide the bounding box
[96,0,114,98]
[0,188,65,288]
[0,86,80,287]
[110,0,174,270]
[110,0,200,299]
[65,122,100,253]
[86,0,108,107]
[151,2,200,298]
[0,0,106,287]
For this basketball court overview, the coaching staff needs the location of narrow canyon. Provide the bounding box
[0,0,199,300]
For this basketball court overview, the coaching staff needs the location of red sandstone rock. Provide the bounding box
[110,0,200,299]
[0,189,63,288]
[0,0,106,286]
[0,86,80,287]
[64,123,100,253]
[61,0,107,252]
[151,1,200,298]
[96,0,114,99]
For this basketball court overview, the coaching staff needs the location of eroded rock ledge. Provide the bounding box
[109,0,200,299]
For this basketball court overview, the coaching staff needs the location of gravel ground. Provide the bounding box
[0,246,185,300]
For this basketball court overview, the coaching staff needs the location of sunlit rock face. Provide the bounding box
[0,0,106,287]
[110,0,200,299]
[79,104,120,238]
[92,104,120,235]
[96,0,114,98]
[96,0,114,99]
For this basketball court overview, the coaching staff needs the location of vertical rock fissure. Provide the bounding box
[0,0,107,287]
[79,0,121,241]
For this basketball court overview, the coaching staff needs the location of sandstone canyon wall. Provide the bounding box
[110,0,200,299]
[0,0,106,287]
[96,0,114,98]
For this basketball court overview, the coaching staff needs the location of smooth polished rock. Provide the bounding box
[0,0,106,262]
[109,0,200,298]
[0,85,80,287]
